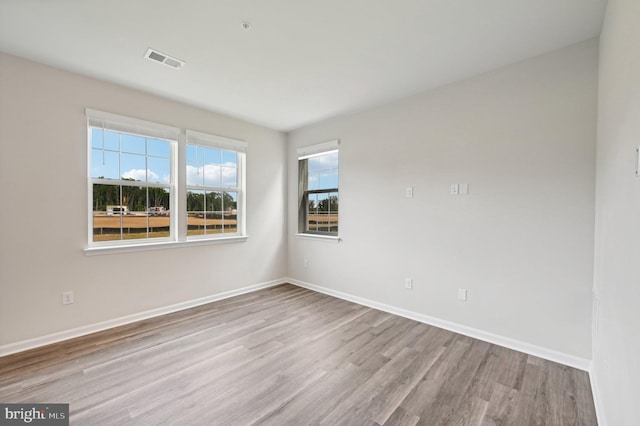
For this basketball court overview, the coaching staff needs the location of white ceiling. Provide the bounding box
[0,0,607,131]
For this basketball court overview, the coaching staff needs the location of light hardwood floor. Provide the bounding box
[0,284,597,425]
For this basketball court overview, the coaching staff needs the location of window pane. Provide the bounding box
[148,138,170,158]
[148,157,170,184]
[327,192,339,233]
[91,149,119,180]
[121,186,147,240]
[309,193,339,233]
[90,128,103,149]
[122,186,146,213]
[203,147,221,165]
[148,190,170,239]
[121,154,146,181]
[187,190,205,237]
[205,191,221,235]
[307,193,320,232]
[187,189,204,211]
[186,144,197,163]
[186,162,203,187]
[308,156,322,172]
[148,188,170,215]
[104,131,119,151]
[121,134,146,154]
[92,184,121,242]
[322,151,339,169]
[221,166,237,188]
[223,191,238,233]
[222,150,237,165]
[319,171,338,189]
[308,172,320,190]
[91,129,120,151]
[205,190,219,213]
[203,164,221,187]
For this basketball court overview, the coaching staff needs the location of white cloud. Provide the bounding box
[308,151,338,170]
[186,163,237,187]
[122,168,160,182]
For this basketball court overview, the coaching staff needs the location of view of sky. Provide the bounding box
[90,129,239,189]
[307,151,339,190]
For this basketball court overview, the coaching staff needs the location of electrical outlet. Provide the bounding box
[450,184,459,195]
[62,291,74,305]
[405,187,414,198]
[303,258,309,268]
[405,278,413,289]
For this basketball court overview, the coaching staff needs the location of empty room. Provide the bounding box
[0,0,637,425]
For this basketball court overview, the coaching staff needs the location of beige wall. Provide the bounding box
[288,40,598,360]
[0,53,287,346]
[593,0,640,424]
[0,38,601,374]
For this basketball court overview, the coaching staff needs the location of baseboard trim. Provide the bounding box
[0,278,287,357]
[589,363,607,426]
[287,278,591,371]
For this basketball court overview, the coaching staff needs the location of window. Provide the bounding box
[87,110,246,250]
[186,130,246,239]
[88,109,178,245]
[298,140,339,236]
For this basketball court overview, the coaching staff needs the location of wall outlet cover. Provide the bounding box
[62,291,74,305]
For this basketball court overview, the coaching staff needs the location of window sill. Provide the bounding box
[84,236,248,256]
[295,233,341,243]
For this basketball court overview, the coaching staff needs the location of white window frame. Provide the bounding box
[87,109,179,248]
[85,110,248,254]
[185,130,247,240]
[297,139,340,242]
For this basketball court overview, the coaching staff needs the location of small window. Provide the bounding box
[186,130,246,239]
[298,140,339,235]
[88,110,178,245]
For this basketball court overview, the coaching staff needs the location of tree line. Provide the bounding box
[308,195,339,212]
[93,182,236,212]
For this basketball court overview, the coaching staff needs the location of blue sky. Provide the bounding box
[307,151,339,190]
[91,129,238,188]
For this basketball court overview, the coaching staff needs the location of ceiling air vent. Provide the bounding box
[144,48,185,70]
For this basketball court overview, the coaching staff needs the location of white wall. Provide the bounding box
[593,0,640,424]
[288,40,598,360]
[0,53,287,347]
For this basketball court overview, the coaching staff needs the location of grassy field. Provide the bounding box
[92,212,336,241]
[92,214,237,241]
[307,213,339,232]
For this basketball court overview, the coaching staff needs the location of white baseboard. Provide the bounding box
[287,278,592,371]
[589,363,607,426]
[0,278,286,357]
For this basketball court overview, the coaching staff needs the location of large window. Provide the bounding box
[186,130,246,238]
[298,140,339,236]
[88,110,177,244]
[87,110,246,249]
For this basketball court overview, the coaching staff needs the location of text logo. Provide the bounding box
[1,404,68,425]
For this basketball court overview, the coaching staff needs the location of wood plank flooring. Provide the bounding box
[0,284,597,425]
